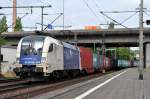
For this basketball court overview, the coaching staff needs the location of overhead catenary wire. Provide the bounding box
[30,13,62,30]
[0,13,30,33]
[36,0,47,5]
[82,0,102,23]
[143,11,150,17]
[89,0,140,27]
[0,12,30,16]
[99,10,138,13]
[44,13,63,30]
[100,11,128,28]
[120,12,138,24]
[92,0,108,23]
[31,12,64,30]
[0,5,51,9]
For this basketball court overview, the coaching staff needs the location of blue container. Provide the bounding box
[93,53,100,70]
[63,42,80,70]
[117,59,129,68]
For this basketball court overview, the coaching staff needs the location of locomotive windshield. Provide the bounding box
[21,36,45,56]
[19,36,45,65]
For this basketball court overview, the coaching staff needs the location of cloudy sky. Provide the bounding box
[0,0,150,31]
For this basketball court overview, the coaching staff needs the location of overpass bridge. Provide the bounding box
[2,28,150,47]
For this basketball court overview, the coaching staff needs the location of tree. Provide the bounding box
[108,22,115,29]
[14,17,23,32]
[116,47,135,60]
[0,16,7,72]
[0,16,7,45]
[0,16,8,33]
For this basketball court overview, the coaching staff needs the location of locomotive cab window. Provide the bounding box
[49,44,53,52]
[21,36,45,56]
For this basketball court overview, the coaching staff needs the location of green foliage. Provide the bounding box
[0,37,6,45]
[0,16,7,46]
[116,47,135,60]
[108,22,115,29]
[14,17,23,32]
[0,16,8,33]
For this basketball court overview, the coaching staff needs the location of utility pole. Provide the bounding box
[139,0,144,80]
[102,32,106,73]
[41,6,44,31]
[13,0,17,31]
[74,32,77,46]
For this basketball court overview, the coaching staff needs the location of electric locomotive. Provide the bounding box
[14,35,81,80]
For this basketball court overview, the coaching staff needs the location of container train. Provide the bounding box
[13,36,132,80]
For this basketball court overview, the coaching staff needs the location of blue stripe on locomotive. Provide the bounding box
[63,42,80,70]
[19,55,41,65]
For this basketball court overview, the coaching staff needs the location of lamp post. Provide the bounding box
[139,0,144,80]
[41,6,44,31]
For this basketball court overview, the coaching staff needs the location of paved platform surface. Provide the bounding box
[31,68,150,99]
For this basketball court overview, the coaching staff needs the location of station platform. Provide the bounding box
[79,68,149,99]
[31,68,150,99]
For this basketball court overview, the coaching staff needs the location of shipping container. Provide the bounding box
[63,42,80,70]
[99,55,111,71]
[79,47,94,74]
[93,53,100,71]
[85,26,101,30]
[110,58,118,70]
[93,53,98,69]
[117,59,130,68]
[99,55,103,70]
[105,57,111,70]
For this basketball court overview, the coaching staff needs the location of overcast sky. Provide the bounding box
[0,0,150,31]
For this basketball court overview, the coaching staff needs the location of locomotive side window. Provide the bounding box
[49,44,53,52]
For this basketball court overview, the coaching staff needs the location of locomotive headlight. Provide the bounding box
[41,57,46,63]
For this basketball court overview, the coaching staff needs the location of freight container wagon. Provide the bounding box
[93,53,100,72]
[79,47,94,74]
[110,58,118,70]
[105,57,111,70]
[117,59,130,68]
[99,55,111,71]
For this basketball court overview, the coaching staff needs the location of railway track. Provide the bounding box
[0,79,20,83]
[0,71,116,99]
[0,80,31,93]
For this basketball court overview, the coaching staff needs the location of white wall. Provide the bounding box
[1,47,17,73]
